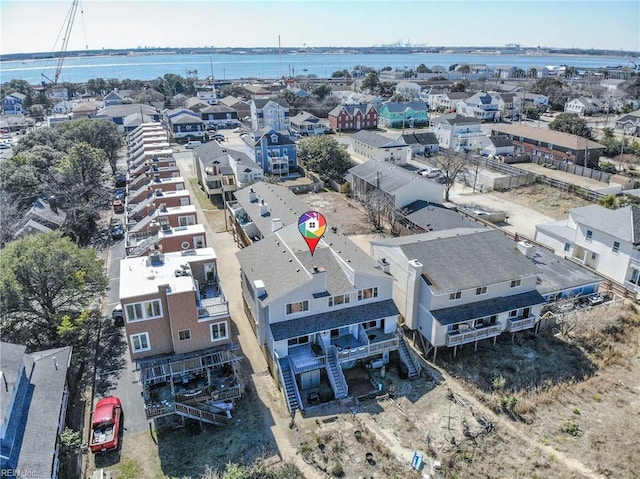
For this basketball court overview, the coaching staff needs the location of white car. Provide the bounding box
[233,128,243,133]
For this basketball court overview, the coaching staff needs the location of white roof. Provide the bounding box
[119,247,217,299]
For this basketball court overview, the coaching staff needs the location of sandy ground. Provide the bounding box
[512,162,610,190]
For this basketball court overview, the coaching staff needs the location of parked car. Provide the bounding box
[115,172,127,188]
[0,143,11,149]
[185,140,202,149]
[233,127,243,133]
[90,396,122,453]
[112,199,124,214]
[110,218,124,240]
[111,304,124,326]
[114,188,126,200]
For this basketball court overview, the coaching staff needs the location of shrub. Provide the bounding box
[491,375,506,391]
[562,419,581,436]
[330,463,345,478]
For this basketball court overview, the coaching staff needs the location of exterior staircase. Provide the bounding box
[127,233,159,257]
[278,357,302,413]
[397,336,420,379]
[326,346,348,399]
[174,402,229,426]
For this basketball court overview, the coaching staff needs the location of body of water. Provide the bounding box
[1,52,637,84]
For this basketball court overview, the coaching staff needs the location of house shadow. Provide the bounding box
[94,325,128,396]
[154,351,279,478]
[434,329,598,395]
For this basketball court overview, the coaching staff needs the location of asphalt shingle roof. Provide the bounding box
[352,130,408,148]
[570,204,640,244]
[349,160,438,197]
[0,343,72,479]
[270,299,399,341]
[402,201,488,233]
[430,113,480,126]
[431,290,545,326]
[373,229,537,294]
[236,222,388,306]
[382,101,428,113]
[489,124,605,151]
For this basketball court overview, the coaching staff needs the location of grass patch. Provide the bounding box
[117,458,143,479]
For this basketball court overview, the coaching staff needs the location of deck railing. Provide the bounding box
[446,324,501,347]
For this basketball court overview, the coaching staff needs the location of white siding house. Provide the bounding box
[371,229,545,358]
[429,114,486,151]
[236,223,414,412]
[535,204,640,292]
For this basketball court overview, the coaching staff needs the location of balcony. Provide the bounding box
[289,344,326,374]
[454,130,485,138]
[506,315,537,332]
[197,282,230,320]
[334,330,399,363]
[446,324,501,347]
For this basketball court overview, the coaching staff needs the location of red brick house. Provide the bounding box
[328,103,378,131]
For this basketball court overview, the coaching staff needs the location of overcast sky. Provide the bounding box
[1,0,639,55]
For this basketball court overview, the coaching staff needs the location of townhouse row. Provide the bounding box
[117,122,243,427]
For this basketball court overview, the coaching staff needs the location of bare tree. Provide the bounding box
[432,150,470,202]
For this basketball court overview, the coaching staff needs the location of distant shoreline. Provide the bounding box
[2,46,638,63]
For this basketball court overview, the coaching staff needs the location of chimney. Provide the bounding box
[249,188,257,202]
[271,218,282,232]
[260,201,269,216]
[253,279,266,299]
[49,195,58,213]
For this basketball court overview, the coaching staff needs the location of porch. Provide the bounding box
[143,358,241,420]
[333,327,399,363]
[198,282,229,320]
[446,324,501,347]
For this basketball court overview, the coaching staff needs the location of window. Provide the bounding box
[286,300,309,314]
[130,333,150,352]
[564,242,571,252]
[357,287,378,301]
[328,294,350,307]
[585,230,593,241]
[449,291,462,301]
[125,300,162,322]
[210,322,228,341]
[612,241,620,253]
[510,279,521,288]
[474,318,484,328]
[287,335,309,346]
[178,329,191,341]
[178,216,196,226]
[509,310,518,318]
[362,320,378,329]
[475,286,487,296]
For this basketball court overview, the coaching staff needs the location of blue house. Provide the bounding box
[2,92,26,115]
[97,104,160,132]
[247,127,297,176]
[378,101,429,129]
[0,342,72,479]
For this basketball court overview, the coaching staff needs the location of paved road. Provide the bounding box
[95,154,149,436]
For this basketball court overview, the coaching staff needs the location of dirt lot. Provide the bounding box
[491,183,592,220]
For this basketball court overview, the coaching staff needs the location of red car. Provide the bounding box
[90,396,122,453]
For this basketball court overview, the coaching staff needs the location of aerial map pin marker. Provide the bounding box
[298,211,327,256]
